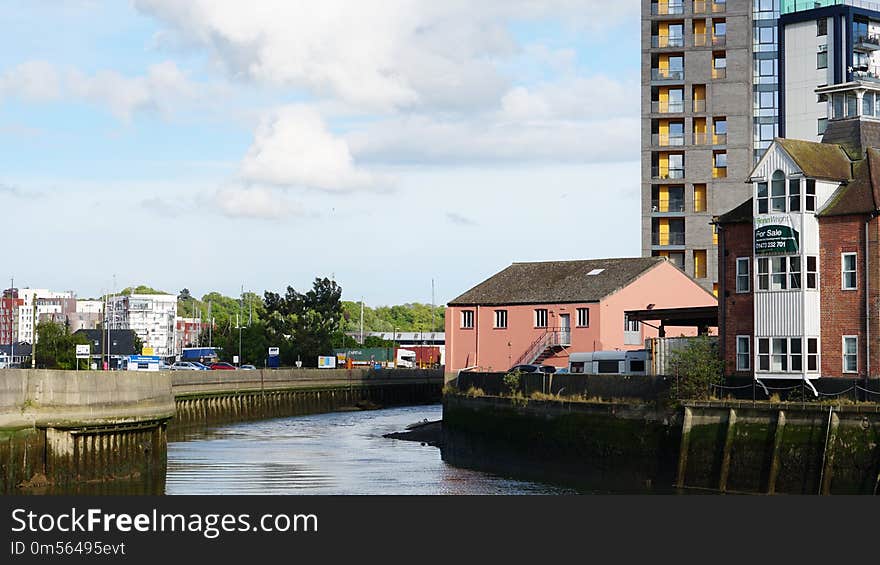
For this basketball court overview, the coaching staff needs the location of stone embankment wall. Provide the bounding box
[172,368,443,427]
[0,368,444,492]
[0,369,174,493]
[443,394,880,494]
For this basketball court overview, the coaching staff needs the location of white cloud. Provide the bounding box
[0,60,198,121]
[213,186,301,220]
[240,105,381,192]
[0,60,62,101]
[499,75,638,122]
[347,114,639,165]
[134,0,636,113]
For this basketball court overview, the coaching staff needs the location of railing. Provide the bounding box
[854,34,880,50]
[651,198,686,213]
[713,133,727,145]
[692,99,706,112]
[652,231,686,246]
[651,166,685,180]
[651,100,684,113]
[693,34,725,47]
[782,0,880,15]
[693,132,709,145]
[652,35,684,48]
[651,2,684,15]
[712,67,727,80]
[652,133,685,146]
[511,330,571,367]
[713,166,728,178]
[652,68,685,81]
[694,0,725,13]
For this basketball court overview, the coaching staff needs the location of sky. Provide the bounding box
[0,0,640,306]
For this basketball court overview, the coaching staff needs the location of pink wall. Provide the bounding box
[445,261,717,372]
[600,261,718,349]
[446,302,603,372]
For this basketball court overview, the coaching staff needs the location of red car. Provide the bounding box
[210,362,237,370]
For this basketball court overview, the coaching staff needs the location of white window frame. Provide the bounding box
[843,335,858,373]
[756,337,808,373]
[534,308,548,328]
[460,310,474,329]
[494,309,507,329]
[736,336,750,371]
[736,257,750,293]
[807,337,819,372]
[576,307,590,328]
[842,252,857,290]
[756,256,801,291]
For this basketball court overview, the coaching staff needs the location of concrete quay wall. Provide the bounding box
[171,368,444,427]
[0,369,174,493]
[442,394,880,495]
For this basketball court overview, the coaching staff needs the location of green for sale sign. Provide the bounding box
[754,214,799,254]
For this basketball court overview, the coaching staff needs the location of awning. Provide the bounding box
[624,306,718,335]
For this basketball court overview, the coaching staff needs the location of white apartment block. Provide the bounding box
[108,294,178,357]
[15,289,76,343]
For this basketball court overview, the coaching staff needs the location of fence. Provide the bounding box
[453,371,880,403]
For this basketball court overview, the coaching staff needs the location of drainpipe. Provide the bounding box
[716,222,726,376]
[866,214,878,396]
[475,305,479,369]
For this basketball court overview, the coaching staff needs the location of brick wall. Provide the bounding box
[819,214,867,378]
[719,220,754,376]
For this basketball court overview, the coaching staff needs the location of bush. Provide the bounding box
[668,336,723,401]
[502,371,522,397]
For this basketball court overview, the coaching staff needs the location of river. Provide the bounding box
[166,404,574,495]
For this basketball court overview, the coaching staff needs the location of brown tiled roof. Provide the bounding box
[715,198,753,224]
[448,257,669,306]
[774,138,852,181]
[818,154,876,216]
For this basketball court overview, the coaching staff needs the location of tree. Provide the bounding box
[35,321,89,369]
[667,336,723,401]
[262,278,343,367]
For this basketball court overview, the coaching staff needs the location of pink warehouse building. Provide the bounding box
[445,257,717,373]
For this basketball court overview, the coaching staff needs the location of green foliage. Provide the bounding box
[262,277,344,367]
[341,301,444,333]
[119,285,169,296]
[503,371,522,397]
[35,321,89,370]
[668,336,723,401]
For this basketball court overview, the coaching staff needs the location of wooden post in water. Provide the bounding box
[766,409,786,494]
[718,408,737,492]
[676,407,693,489]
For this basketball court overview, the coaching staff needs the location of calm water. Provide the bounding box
[166,405,575,495]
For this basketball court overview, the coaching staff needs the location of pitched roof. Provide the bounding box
[774,138,852,181]
[715,198,753,224]
[817,151,879,216]
[448,257,671,306]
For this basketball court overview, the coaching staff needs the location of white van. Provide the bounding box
[568,350,649,375]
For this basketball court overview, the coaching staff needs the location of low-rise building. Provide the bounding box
[445,257,717,373]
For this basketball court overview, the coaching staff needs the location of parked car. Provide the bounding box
[240,364,257,370]
[210,362,236,370]
[190,362,211,370]
[170,361,200,371]
[508,364,557,374]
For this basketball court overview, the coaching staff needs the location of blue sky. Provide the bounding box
[0,1,640,305]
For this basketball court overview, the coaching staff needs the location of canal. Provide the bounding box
[166,404,574,495]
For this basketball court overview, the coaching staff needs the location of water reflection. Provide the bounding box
[167,405,574,495]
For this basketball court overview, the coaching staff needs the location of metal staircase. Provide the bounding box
[512,328,571,367]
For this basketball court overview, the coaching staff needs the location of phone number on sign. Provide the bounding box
[10,540,125,557]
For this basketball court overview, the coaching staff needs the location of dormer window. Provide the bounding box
[757,171,809,214]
